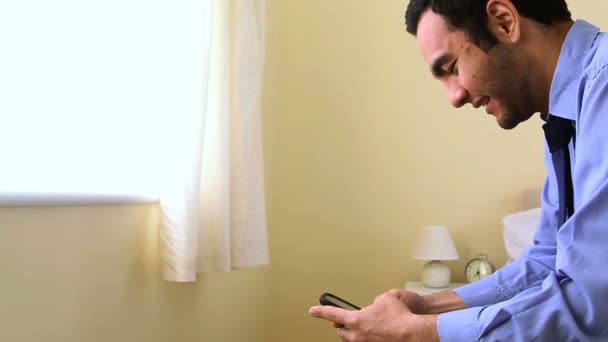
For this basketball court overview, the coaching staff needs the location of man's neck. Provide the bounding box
[524,20,574,114]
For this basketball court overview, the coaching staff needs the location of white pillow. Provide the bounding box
[502,208,541,261]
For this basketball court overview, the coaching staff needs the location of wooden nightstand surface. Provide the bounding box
[405,281,467,295]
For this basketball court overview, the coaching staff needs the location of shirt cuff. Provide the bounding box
[438,306,482,342]
[454,278,503,308]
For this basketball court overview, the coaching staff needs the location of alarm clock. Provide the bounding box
[465,254,495,282]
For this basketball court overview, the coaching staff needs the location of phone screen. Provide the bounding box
[319,292,361,310]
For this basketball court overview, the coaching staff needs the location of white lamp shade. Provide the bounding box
[413,226,459,260]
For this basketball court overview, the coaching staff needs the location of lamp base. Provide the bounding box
[421,260,451,288]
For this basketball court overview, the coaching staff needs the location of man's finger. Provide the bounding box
[338,326,354,341]
[387,288,405,298]
[332,322,345,329]
[374,289,403,303]
[309,305,350,326]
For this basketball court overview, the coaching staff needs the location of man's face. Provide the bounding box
[415,9,535,129]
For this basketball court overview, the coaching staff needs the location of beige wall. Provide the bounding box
[263,1,608,341]
[0,205,270,342]
[2,2,608,342]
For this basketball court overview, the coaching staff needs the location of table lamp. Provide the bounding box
[413,225,459,288]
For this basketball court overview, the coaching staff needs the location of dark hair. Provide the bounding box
[405,0,572,50]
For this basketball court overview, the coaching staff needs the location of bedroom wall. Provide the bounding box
[1,2,604,342]
[262,1,608,341]
[0,205,270,342]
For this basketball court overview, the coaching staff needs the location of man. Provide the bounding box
[309,0,608,340]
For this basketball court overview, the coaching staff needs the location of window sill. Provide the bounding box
[0,192,159,207]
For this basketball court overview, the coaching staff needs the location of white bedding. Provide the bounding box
[502,207,541,261]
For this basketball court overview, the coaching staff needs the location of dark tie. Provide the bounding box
[542,113,575,227]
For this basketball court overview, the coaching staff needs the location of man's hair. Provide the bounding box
[405,0,572,50]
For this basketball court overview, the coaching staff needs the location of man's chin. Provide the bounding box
[495,111,533,130]
[497,117,520,130]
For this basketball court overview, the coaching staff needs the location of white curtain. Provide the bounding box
[159,0,268,282]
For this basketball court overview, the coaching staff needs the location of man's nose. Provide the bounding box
[446,81,469,108]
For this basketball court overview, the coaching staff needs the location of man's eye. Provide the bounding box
[449,62,458,75]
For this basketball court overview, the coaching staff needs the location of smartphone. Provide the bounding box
[319,292,361,310]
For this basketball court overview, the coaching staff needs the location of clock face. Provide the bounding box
[465,258,495,282]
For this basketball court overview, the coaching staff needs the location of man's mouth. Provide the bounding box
[484,98,495,115]
[473,97,490,109]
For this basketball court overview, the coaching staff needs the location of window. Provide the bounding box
[0,0,207,200]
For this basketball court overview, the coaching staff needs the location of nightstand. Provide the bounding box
[405,281,467,295]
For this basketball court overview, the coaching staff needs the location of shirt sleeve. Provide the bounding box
[437,54,608,341]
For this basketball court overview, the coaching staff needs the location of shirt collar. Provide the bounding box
[549,20,600,120]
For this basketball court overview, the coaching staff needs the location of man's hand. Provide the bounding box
[309,289,439,342]
[394,289,429,314]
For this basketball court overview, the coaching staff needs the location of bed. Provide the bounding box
[501,189,541,262]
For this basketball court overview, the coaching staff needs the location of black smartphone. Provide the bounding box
[319,292,361,310]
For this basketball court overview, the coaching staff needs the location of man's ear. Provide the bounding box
[486,0,520,43]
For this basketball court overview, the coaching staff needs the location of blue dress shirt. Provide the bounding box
[437,20,608,341]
